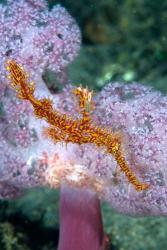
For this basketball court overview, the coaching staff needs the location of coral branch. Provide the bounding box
[58,185,104,250]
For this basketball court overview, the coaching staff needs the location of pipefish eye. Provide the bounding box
[5,49,13,56]
[57,33,63,39]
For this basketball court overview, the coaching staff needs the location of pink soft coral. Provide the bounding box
[3,61,167,215]
[0,0,81,80]
[0,0,81,198]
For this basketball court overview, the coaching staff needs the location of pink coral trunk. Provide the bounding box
[58,185,104,250]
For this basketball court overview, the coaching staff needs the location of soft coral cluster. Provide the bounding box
[0,0,81,79]
[4,59,167,216]
[41,82,167,216]
[0,0,81,198]
[95,83,167,215]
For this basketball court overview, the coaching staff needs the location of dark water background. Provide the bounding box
[0,0,167,249]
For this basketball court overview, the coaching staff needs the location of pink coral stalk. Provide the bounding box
[58,185,104,250]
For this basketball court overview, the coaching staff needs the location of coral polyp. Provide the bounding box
[6,59,149,191]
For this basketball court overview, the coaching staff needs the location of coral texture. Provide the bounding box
[4,57,167,216]
[45,82,167,217]
[0,0,81,198]
[0,0,81,79]
[95,83,167,215]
